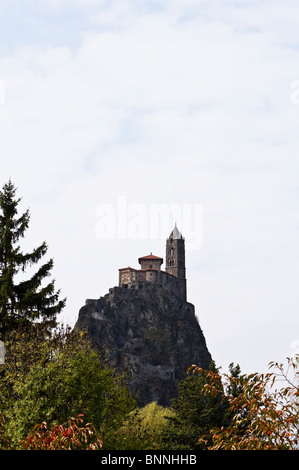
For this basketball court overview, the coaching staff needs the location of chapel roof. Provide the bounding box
[138,254,163,261]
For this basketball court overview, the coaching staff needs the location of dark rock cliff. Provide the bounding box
[75,284,212,407]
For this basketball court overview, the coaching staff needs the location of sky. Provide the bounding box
[0,0,299,376]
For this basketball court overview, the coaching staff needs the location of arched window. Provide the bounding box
[170,247,174,256]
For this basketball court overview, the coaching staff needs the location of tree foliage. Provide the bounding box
[20,414,103,450]
[1,338,299,450]
[161,361,228,449]
[107,402,175,450]
[192,357,299,450]
[0,324,135,447]
[0,180,65,337]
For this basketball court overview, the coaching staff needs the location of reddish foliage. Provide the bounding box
[20,414,103,450]
[191,358,299,450]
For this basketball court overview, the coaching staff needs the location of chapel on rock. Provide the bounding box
[118,224,187,301]
[76,224,212,406]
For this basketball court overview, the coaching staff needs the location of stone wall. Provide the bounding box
[119,268,180,295]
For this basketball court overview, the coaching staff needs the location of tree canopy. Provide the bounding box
[193,357,299,450]
[0,324,136,447]
[0,180,65,337]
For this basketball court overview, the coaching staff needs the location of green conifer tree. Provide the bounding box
[0,180,66,337]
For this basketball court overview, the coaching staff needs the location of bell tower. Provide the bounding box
[165,224,186,301]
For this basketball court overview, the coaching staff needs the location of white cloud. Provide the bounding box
[0,0,299,373]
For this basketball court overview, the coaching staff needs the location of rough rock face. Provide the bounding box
[75,284,212,407]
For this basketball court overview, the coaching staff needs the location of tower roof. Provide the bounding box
[169,224,183,239]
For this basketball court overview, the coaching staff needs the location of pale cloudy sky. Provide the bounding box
[1,0,299,375]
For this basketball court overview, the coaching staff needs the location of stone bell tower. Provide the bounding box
[165,224,186,301]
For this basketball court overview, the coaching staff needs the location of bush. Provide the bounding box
[20,414,102,450]
[0,324,135,447]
